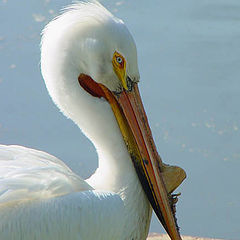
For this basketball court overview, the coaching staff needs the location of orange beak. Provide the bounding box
[78,74,182,240]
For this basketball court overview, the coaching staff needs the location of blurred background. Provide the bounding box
[0,0,239,239]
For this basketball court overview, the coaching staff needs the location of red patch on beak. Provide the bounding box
[78,73,106,99]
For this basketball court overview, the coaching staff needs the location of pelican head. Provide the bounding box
[41,2,184,240]
[41,2,138,94]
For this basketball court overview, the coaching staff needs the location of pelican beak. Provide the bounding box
[100,83,184,240]
[78,74,185,240]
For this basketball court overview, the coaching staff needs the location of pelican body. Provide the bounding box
[0,2,185,240]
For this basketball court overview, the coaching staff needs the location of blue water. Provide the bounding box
[0,1,239,239]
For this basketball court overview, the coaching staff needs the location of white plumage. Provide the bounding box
[0,145,92,205]
[0,145,125,240]
[0,2,152,240]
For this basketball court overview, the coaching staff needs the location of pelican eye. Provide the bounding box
[112,51,127,90]
[113,51,125,69]
[116,56,123,64]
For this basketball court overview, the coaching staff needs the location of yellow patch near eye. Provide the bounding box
[112,51,128,90]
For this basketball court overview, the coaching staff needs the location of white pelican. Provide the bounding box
[0,2,186,240]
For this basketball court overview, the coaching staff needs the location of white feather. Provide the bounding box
[0,145,92,206]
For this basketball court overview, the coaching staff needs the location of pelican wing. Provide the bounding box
[0,145,125,240]
[0,191,124,240]
[0,145,92,206]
